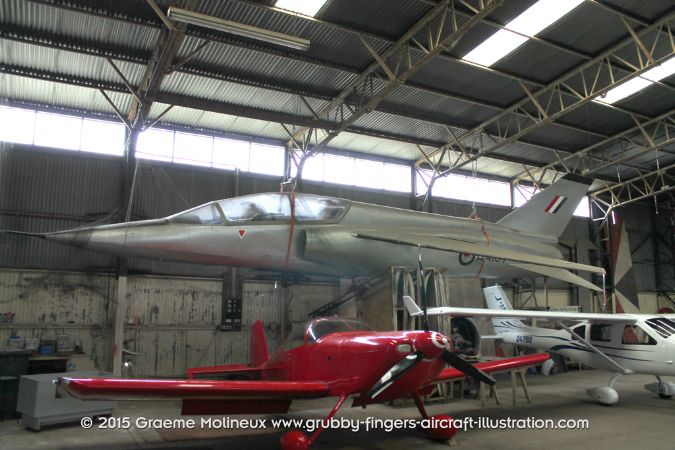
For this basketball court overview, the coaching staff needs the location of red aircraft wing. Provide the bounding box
[431,353,549,383]
[57,378,330,415]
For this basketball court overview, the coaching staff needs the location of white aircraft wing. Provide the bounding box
[354,232,606,275]
[408,305,637,324]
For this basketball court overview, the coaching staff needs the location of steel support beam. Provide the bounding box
[591,162,675,211]
[415,10,675,187]
[513,108,675,185]
[290,0,503,184]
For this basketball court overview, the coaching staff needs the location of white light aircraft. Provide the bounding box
[404,286,675,405]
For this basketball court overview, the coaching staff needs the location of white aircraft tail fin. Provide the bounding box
[403,295,423,316]
[497,174,592,238]
[483,285,526,333]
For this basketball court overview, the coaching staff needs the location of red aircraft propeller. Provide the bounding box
[367,248,495,401]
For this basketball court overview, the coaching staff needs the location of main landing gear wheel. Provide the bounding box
[658,393,673,399]
[424,414,457,442]
[280,431,310,450]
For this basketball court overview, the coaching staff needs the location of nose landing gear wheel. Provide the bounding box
[424,414,457,441]
[280,431,310,450]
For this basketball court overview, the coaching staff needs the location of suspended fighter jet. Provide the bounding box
[58,312,548,449]
[4,174,603,289]
[405,286,675,406]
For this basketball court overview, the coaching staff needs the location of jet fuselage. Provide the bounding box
[44,192,562,278]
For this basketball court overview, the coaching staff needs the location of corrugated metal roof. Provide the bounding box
[538,2,629,56]
[1,0,673,207]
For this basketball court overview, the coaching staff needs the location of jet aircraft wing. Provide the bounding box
[354,232,605,275]
[508,262,602,292]
[355,231,604,291]
[432,353,550,383]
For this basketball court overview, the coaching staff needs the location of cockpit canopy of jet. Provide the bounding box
[167,193,350,225]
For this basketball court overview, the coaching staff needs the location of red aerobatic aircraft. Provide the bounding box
[58,316,548,449]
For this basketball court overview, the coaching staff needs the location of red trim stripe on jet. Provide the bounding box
[545,196,567,213]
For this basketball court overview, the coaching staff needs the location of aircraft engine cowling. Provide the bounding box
[450,317,481,356]
[298,229,357,271]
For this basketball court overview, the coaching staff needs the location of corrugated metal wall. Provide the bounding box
[0,268,114,368]
[0,268,342,377]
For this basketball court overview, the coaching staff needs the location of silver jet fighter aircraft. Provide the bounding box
[5,174,604,288]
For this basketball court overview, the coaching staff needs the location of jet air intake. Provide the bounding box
[299,229,356,271]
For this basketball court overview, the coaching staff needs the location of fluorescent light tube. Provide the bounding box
[167,7,310,51]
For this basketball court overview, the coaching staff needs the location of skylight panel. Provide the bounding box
[600,58,675,104]
[463,29,528,66]
[463,0,584,67]
[507,0,584,37]
[643,57,675,82]
[600,77,652,104]
[275,0,328,17]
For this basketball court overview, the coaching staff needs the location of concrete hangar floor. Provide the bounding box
[1,370,673,450]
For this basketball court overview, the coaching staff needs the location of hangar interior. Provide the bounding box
[1,0,675,448]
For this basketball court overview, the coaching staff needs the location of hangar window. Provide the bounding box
[168,203,223,225]
[622,325,656,345]
[219,194,290,222]
[646,318,675,339]
[590,324,612,342]
[138,128,174,161]
[213,138,250,171]
[0,106,36,145]
[421,171,511,207]
[34,112,82,151]
[81,119,125,156]
[174,132,213,167]
[294,195,348,222]
[249,143,285,176]
[324,155,355,186]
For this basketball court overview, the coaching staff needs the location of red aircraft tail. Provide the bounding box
[250,319,270,367]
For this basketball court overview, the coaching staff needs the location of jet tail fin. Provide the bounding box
[250,319,270,367]
[498,174,592,238]
[483,285,526,332]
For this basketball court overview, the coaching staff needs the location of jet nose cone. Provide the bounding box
[414,332,451,359]
[45,229,94,248]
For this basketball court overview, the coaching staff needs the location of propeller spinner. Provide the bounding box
[367,248,495,400]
